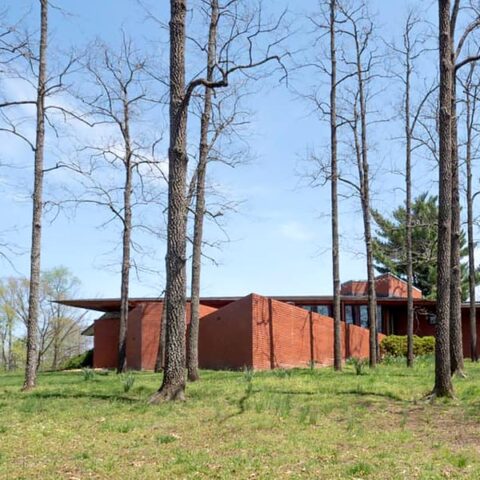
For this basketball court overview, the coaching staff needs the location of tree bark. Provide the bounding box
[404,21,414,368]
[465,67,478,362]
[329,0,342,372]
[117,97,133,374]
[150,0,189,402]
[187,0,218,382]
[155,296,167,373]
[23,0,48,391]
[449,72,464,377]
[354,28,377,368]
[433,0,454,398]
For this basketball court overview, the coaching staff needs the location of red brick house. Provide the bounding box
[61,273,480,370]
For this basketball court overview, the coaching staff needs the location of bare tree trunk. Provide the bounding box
[433,0,454,398]
[150,0,189,402]
[118,99,133,374]
[329,0,342,372]
[465,66,478,362]
[155,296,167,373]
[404,23,414,368]
[449,72,464,377]
[355,33,377,368]
[187,0,218,382]
[352,98,376,367]
[23,0,48,391]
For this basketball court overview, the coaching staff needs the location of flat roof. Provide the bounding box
[58,294,480,313]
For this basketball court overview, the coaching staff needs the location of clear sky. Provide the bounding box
[0,0,471,301]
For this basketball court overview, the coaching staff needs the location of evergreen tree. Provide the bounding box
[373,193,474,300]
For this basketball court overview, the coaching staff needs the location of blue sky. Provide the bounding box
[0,0,468,301]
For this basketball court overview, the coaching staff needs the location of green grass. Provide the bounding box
[1,359,480,479]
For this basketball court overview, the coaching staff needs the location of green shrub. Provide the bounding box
[63,349,93,370]
[380,335,435,358]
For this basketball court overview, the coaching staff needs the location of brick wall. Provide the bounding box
[341,281,368,296]
[376,274,423,299]
[93,316,119,368]
[341,274,423,299]
[198,295,253,369]
[93,301,218,370]
[251,294,383,369]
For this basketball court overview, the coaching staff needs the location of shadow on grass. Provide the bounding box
[254,388,316,396]
[27,390,141,404]
[337,389,405,402]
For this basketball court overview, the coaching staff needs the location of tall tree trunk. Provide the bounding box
[433,0,454,398]
[355,37,377,367]
[405,32,414,368]
[118,99,133,374]
[155,296,167,373]
[187,0,218,382]
[352,99,376,367]
[330,0,342,372]
[465,69,478,362]
[150,0,189,402]
[449,73,464,377]
[23,0,48,391]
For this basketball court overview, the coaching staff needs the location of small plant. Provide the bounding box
[82,368,95,381]
[156,434,177,445]
[347,357,368,375]
[273,368,292,379]
[347,461,373,476]
[120,372,135,393]
[243,367,254,395]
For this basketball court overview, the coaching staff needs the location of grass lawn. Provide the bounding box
[1,358,480,479]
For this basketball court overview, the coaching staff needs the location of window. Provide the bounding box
[317,305,330,316]
[359,306,368,329]
[300,305,314,312]
[428,313,437,325]
[345,305,354,324]
[377,305,383,333]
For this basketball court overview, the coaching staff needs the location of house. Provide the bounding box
[60,273,480,370]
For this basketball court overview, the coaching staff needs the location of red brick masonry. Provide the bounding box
[94,293,382,370]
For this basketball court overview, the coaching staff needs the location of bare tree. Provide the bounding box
[150,0,287,402]
[187,0,219,382]
[463,62,478,361]
[389,13,433,367]
[150,0,191,402]
[187,0,254,381]
[340,2,378,367]
[0,1,84,389]
[329,0,342,372]
[23,0,48,391]
[433,0,454,398]
[71,37,165,374]
[449,0,480,376]
[449,0,465,377]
